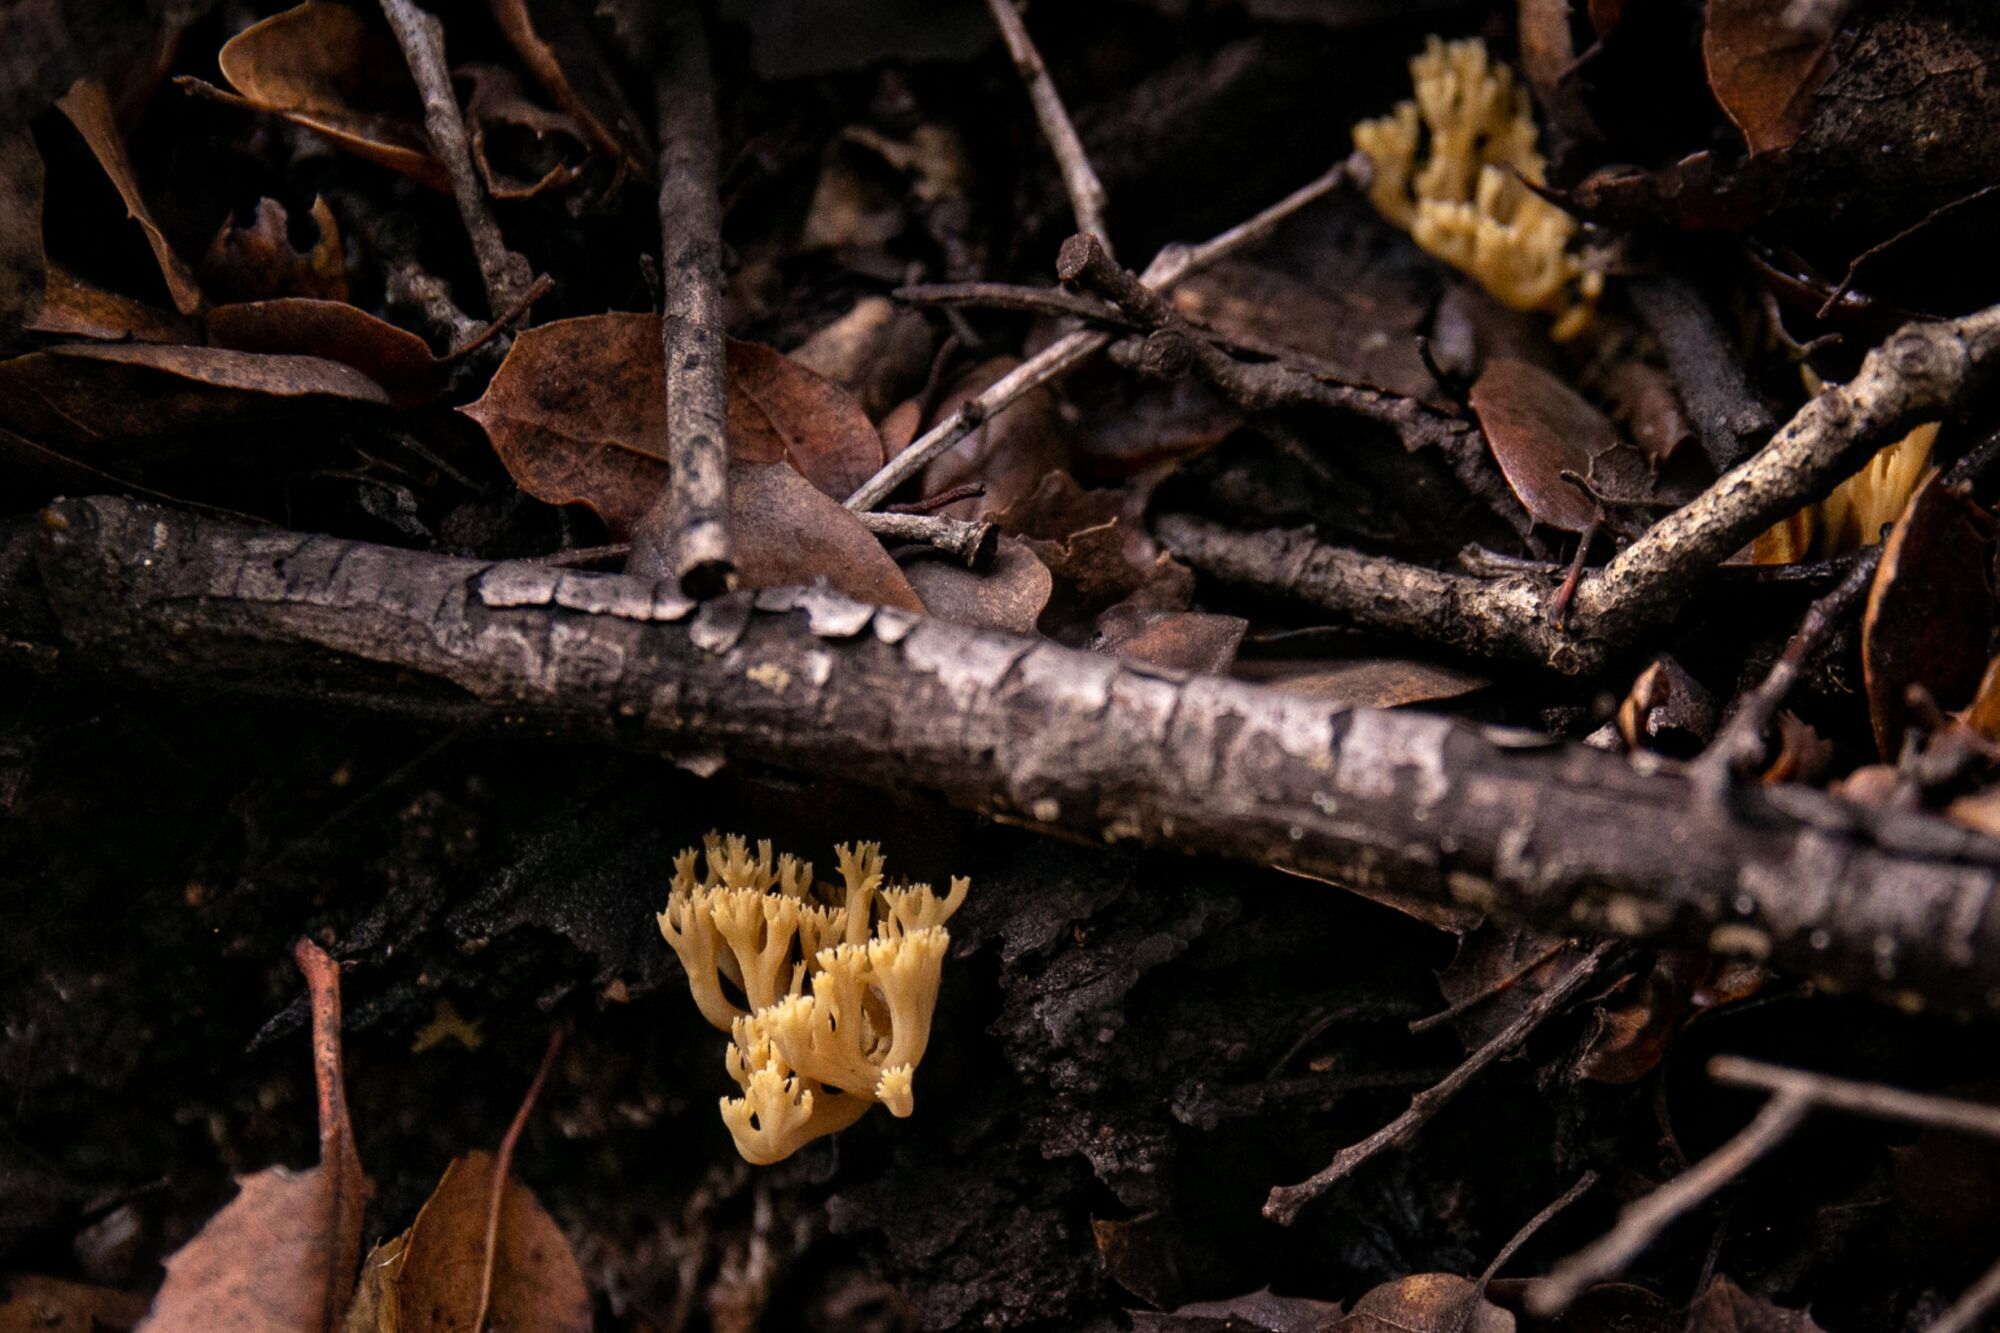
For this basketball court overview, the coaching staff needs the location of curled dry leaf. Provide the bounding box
[26,264,192,344]
[902,535,1052,634]
[138,940,370,1332]
[731,462,924,613]
[918,357,1071,519]
[488,0,648,174]
[1468,357,1638,533]
[207,300,444,408]
[211,1,447,191]
[201,197,347,305]
[461,63,586,200]
[0,343,390,455]
[1091,606,1247,675]
[1860,469,1995,759]
[461,313,886,535]
[359,1150,590,1333]
[1336,1273,1513,1333]
[54,79,205,316]
[1615,656,1715,755]
[1703,0,1840,157]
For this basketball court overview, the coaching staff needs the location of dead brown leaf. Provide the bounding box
[902,535,1052,634]
[918,357,1071,519]
[201,197,347,305]
[1469,358,1633,533]
[461,63,586,200]
[1092,606,1246,674]
[1685,1276,1827,1332]
[1437,928,1578,1052]
[26,264,192,343]
[1861,469,1995,759]
[488,0,648,175]
[207,299,444,408]
[0,130,44,338]
[1703,0,1839,157]
[138,940,370,1332]
[462,314,886,535]
[210,1,447,192]
[54,79,205,316]
[732,462,924,612]
[0,1274,149,1332]
[375,1151,590,1333]
[0,343,390,455]
[1597,359,1693,466]
[1336,1273,1513,1333]
[1234,656,1490,710]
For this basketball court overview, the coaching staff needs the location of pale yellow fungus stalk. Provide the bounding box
[1353,36,1602,339]
[1752,369,1939,563]
[657,833,969,1165]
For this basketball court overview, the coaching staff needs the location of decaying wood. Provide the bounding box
[12,497,2000,1017]
[1164,302,2000,675]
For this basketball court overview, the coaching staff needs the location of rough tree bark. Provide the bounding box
[9,498,2000,1016]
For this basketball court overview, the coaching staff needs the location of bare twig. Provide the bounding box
[1264,941,1615,1225]
[1708,1057,2000,1139]
[376,0,533,316]
[983,0,1110,251]
[1162,300,2000,676]
[860,511,998,569]
[843,152,1368,511]
[1930,1254,2000,1333]
[1527,1091,1812,1315]
[895,280,1128,326]
[1408,938,1572,1035]
[627,10,735,598]
[1478,1170,1600,1289]
[444,273,556,362]
[476,1028,565,1333]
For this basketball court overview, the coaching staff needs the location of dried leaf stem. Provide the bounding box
[626,9,735,598]
[376,0,533,316]
[1263,940,1615,1225]
[983,0,1109,251]
[1527,1090,1812,1315]
[475,1028,565,1333]
[843,153,1368,511]
[294,937,364,1333]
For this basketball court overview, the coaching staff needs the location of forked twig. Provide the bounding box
[1264,940,1615,1225]
[983,0,1110,251]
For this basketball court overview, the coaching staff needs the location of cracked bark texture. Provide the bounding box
[11,496,2000,1015]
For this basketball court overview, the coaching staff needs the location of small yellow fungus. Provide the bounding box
[1353,37,1602,339]
[1752,368,1939,562]
[658,833,968,1165]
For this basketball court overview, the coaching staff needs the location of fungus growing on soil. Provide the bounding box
[657,834,968,1164]
[1353,36,1602,339]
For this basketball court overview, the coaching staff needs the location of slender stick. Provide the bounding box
[1527,1091,1812,1315]
[1930,1254,2000,1333]
[475,1028,565,1333]
[860,511,998,569]
[843,153,1366,512]
[984,0,1109,251]
[377,0,533,316]
[1264,940,1615,1225]
[1479,1170,1600,1288]
[1708,1057,2000,1139]
[627,10,735,598]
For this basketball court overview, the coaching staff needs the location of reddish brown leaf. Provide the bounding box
[1092,606,1246,674]
[902,535,1051,633]
[488,0,647,173]
[731,462,924,612]
[461,63,587,200]
[1958,654,2000,741]
[1685,1276,1827,1332]
[200,197,347,305]
[1573,950,1718,1084]
[1235,656,1489,710]
[138,940,369,1332]
[376,1151,590,1333]
[1861,469,1995,759]
[728,339,886,499]
[1598,359,1693,465]
[918,357,1071,519]
[1337,1274,1513,1333]
[26,264,192,344]
[462,314,888,536]
[207,300,443,408]
[0,1274,149,1332]
[54,79,205,316]
[1469,357,1632,533]
[213,1,447,191]
[1703,0,1839,157]
[788,295,935,419]
[0,343,390,455]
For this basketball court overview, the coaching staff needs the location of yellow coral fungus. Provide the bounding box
[657,833,968,1165]
[1353,37,1602,339]
[1752,369,1940,563]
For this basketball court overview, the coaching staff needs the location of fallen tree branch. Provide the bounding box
[626,9,734,598]
[1162,304,2000,675]
[12,497,2000,1017]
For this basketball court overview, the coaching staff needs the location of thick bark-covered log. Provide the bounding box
[10,497,2000,1015]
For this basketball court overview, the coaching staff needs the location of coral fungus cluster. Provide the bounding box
[1353,36,1602,339]
[658,834,968,1164]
